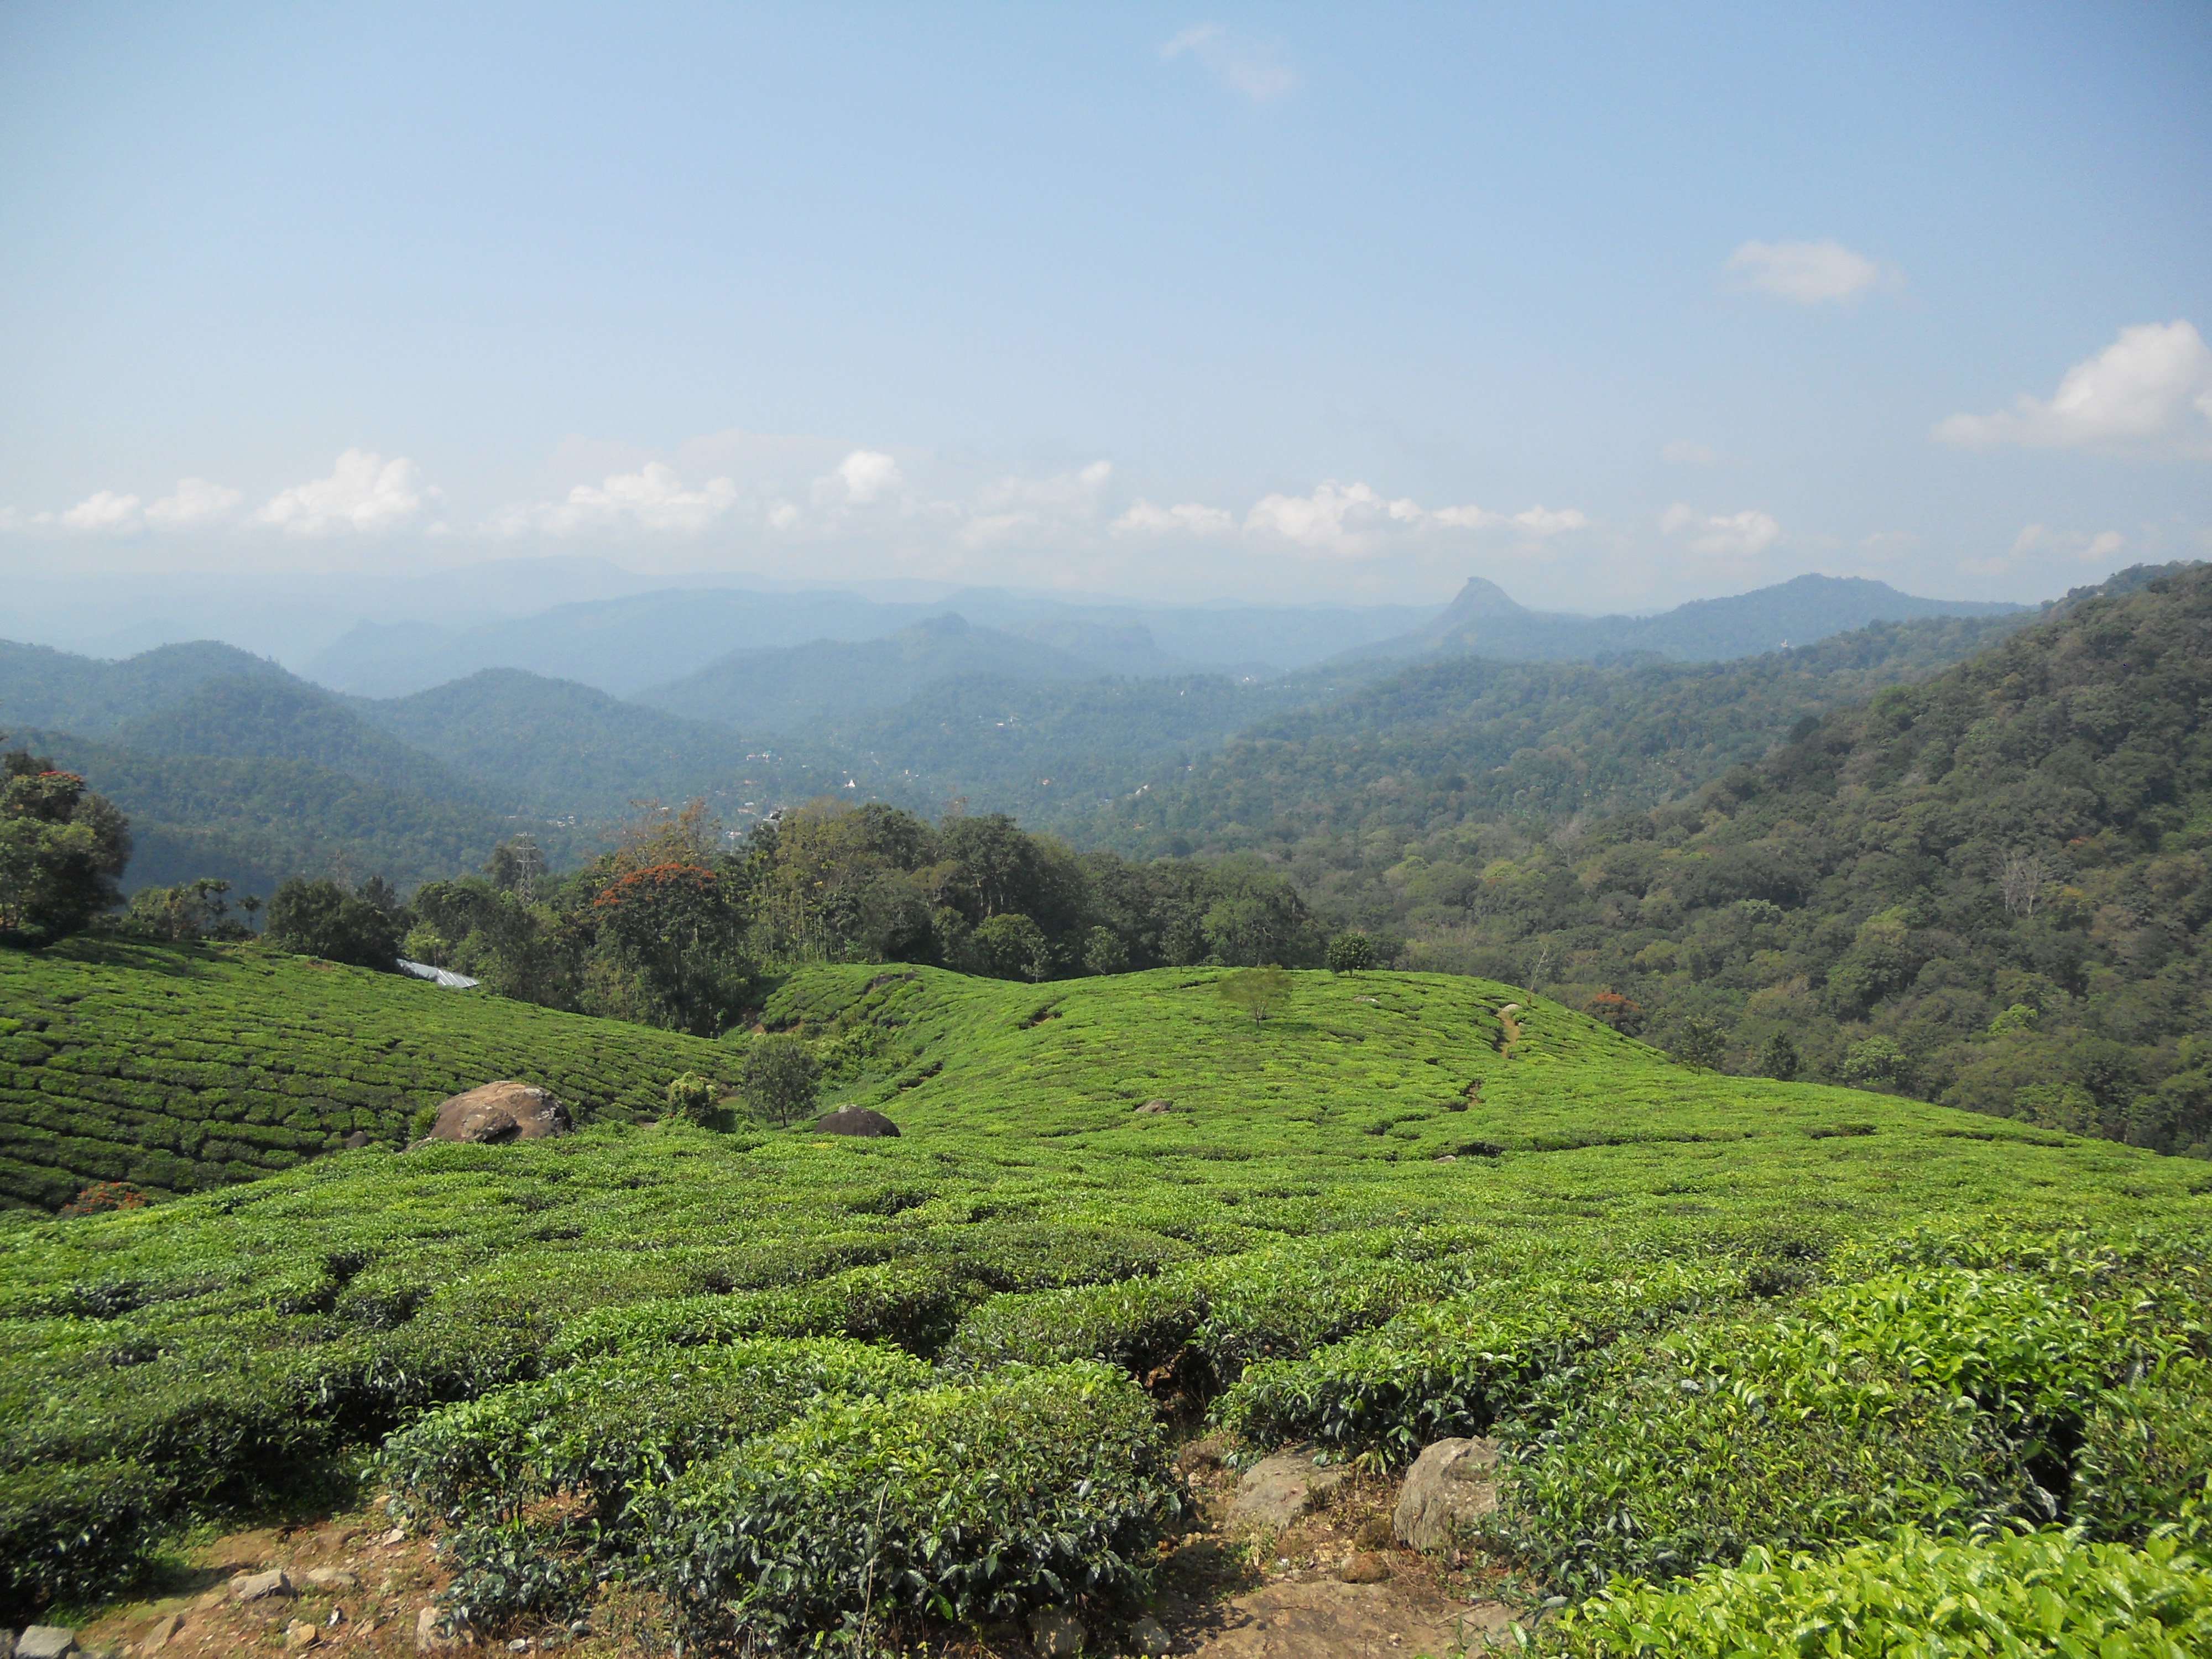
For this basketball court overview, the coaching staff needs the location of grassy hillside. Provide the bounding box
[0,937,739,1209]
[2,952,2206,1645]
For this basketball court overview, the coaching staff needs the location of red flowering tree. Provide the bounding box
[591,862,749,1035]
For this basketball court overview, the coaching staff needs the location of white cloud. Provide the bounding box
[2007,522,2128,566]
[1510,505,1589,536]
[146,477,243,529]
[1162,23,1300,103]
[1725,238,1900,305]
[1245,480,1396,556]
[1662,440,1725,466]
[1113,498,1236,535]
[1934,320,2212,453]
[1662,503,1782,556]
[258,449,426,535]
[544,463,739,533]
[59,491,145,536]
[837,450,902,504]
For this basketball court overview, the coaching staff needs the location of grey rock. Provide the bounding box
[18,1630,77,1659]
[1127,1615,1172,1656]
[1027,1605,1085,1657]
[233,1568,295,1603]
[415,1605,461,1651]
[1133,1098,1172,1115]
[0,1626,15,1658]
[342,1129,372,1150]
[1228,1448,1347,1530]
[1392,1436,1500,1553]
[811,1105,900,1137]
[428,1081,571,1144]
[305,1567,359,1588]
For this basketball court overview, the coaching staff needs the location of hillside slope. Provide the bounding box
[1079,612,2025,859]
[0,638,293,735]
[1370,563,2212,1150]
[0,937,740,1209]
[1,956,2203,1637]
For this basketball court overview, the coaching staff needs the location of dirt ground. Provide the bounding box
[65,1446,1525,1658]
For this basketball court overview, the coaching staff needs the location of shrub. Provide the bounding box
[1218,966,1291,1022]
[2076,1368,2212,1543]
[941,1272,1211,1376]
[665,1071,718,1126]
[1326,933,1376,974]
[58,1181,151,1218]
[0,1459,174,1627]
[639,1363,1180,1650]
[546,1263,969,1366]
[1546,1527,2212,1658]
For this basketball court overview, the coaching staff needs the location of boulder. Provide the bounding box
[1391,1437,1500,1553]
[283,1621,322,1650]
[427,1082,570,1144]
[1228,1449,1345,1531]
[1339,1552,1392,1584]
[1133,1098,1173,1115]
[1127,1615,1171,1656]
[342,1130,372,1151]
[306,1567,359,1589]
[18,1631,77,1659]
[811,1106,900,1138]
[233,1568,294,1603]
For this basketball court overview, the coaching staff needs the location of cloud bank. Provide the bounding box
[1935,320,2212,455]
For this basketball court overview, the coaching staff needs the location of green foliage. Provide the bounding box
[120,877,244,942]
[263,876,403,971]
[2073,1370,2212,1544]
[740,1032,821,1126]
[0,747,130,945]
[1546,1527,2212,1658]
[1326,932,1376,973]
[665,1071,718,1126]
[638,1363,1180,1649]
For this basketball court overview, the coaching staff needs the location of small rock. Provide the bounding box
[283,1621,321,1650]
[18,1630,78,1659]
[811,1105,900,1137]
[233,1569,295,1603]
[1352,1515,1394,1551]
[1127,1614,1172,1656]
[1027,1605,1084,1657]
[1392,1436,1501,1553]
[192,1589,227,1611]
[342,1130,372,1150]
[138,1614,185,1651]
[415,1605,462,1652]
[1173,1433,1228,1475]
[1228,1448,1347,1531]
[305,1568,359,1589]
[1133,1098,1172,1115]
[379,1527,408,1545]
[1340,1552,1393,1584]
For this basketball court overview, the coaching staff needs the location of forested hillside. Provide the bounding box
[0,638,291,733]
[1081,612,2028,858]
[1220,564,2211,1154]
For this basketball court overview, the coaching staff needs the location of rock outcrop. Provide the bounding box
[812,1105,900,1137]
[426,1082,571,1144]
[1228,1448,1345,1530]
[1391,1436,1500,1552]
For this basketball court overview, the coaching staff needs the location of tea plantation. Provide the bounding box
[0,939,742,1210]
[3,950,2210,1652]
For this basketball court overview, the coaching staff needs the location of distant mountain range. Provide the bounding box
[0,569,2054,899]
[1346,573,2026,666]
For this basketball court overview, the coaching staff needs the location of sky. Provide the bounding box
[2,1,2209,618]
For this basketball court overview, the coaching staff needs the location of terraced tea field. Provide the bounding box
[3,948,2208,1652]
[0,940,741,1209]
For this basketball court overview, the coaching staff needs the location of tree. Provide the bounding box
[1999,848,2053,918]
[1582,990,1646,1036]
[591,862,748,1034]
[1218,964,1292,1023]
[264,877,403,970]
[1672,1015,1728,1071]
[1759,1031,1801,1082]
[966,912,1052,981]
[740,1034,821,1126]
[1840,1035,1910,1091]
[1326,933,1376,974]
[0,747,131,945]
[123,878,241,942]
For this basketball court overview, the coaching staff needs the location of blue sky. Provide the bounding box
[2,1,2207,612]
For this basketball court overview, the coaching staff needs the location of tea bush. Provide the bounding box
[1546,1526,2212,1658]
[639,1363,1178,1650]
